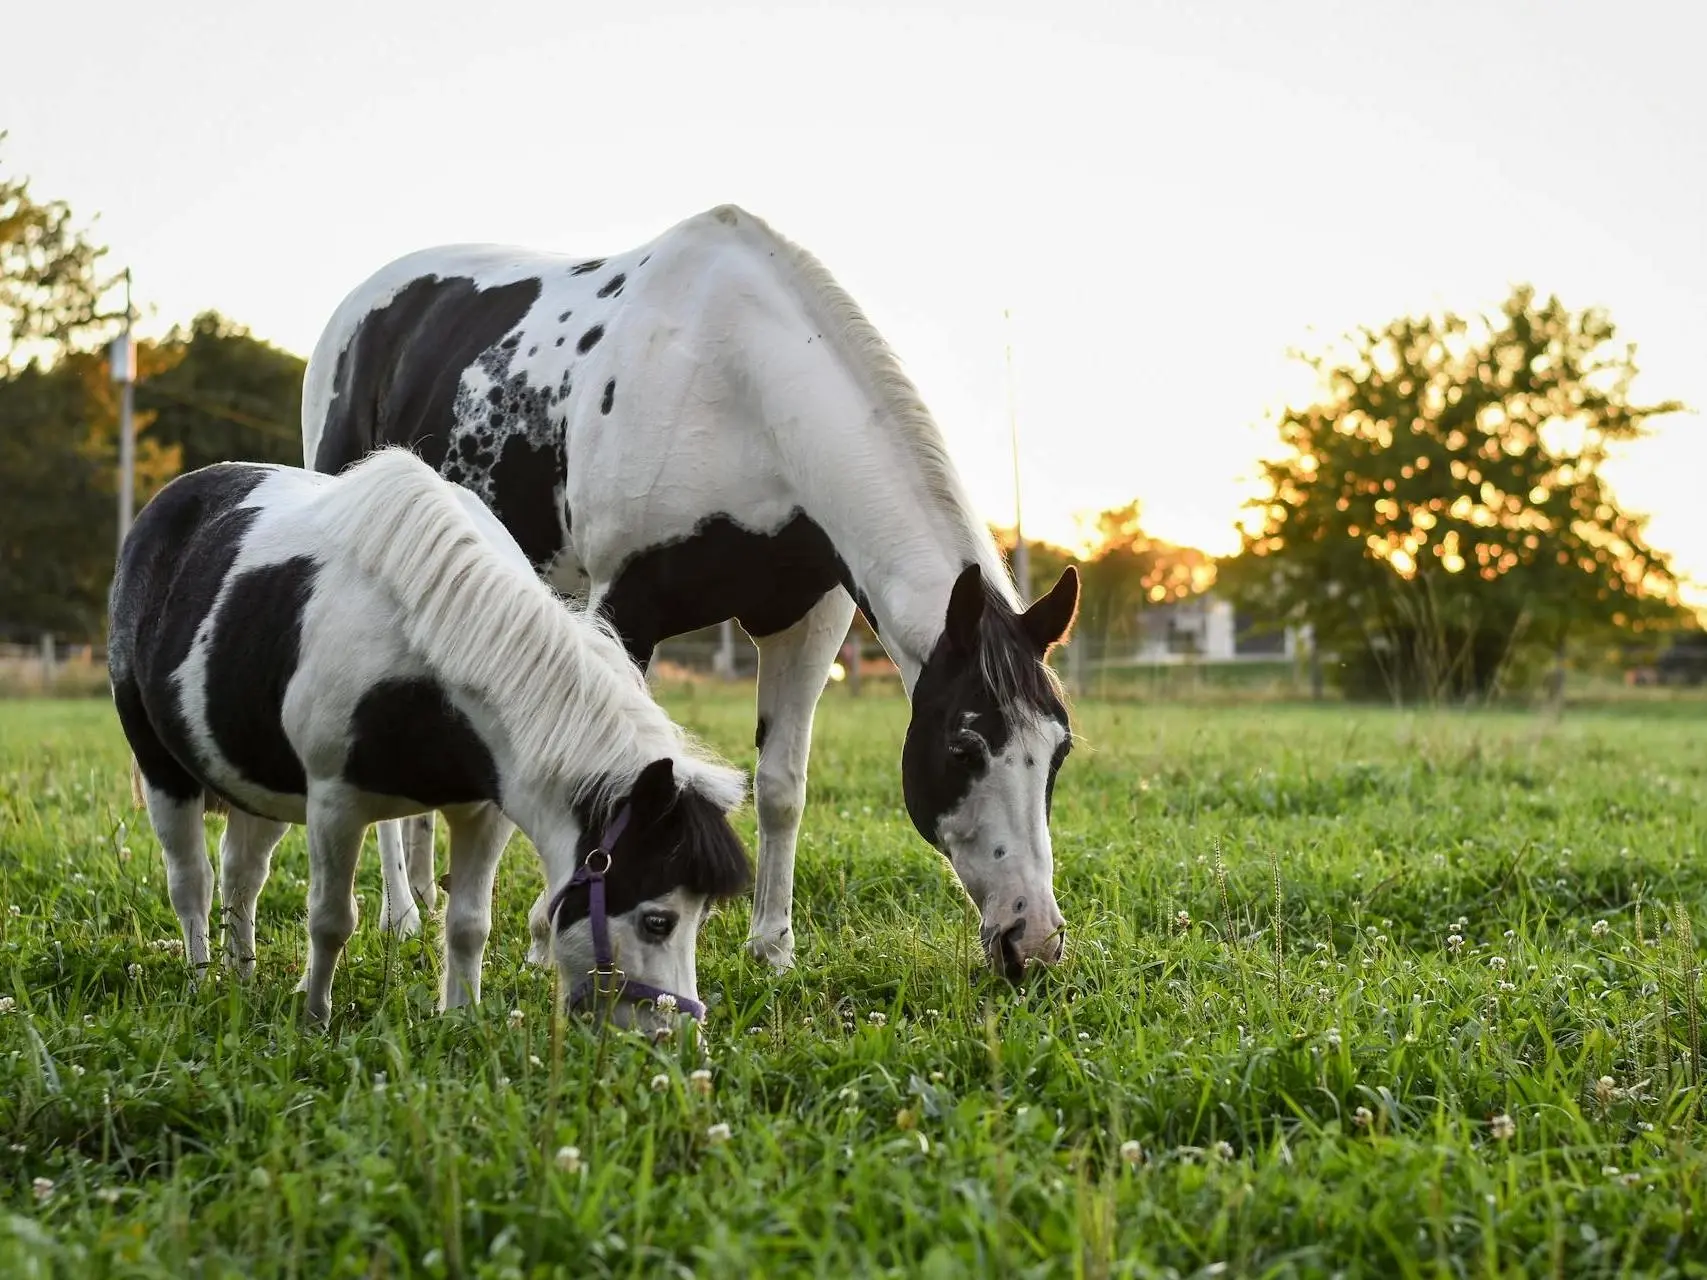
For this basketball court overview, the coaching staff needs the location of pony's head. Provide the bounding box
[549,756,751,1032]
[903,563,1079,982]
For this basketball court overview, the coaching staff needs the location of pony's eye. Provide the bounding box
[640,910,677,941]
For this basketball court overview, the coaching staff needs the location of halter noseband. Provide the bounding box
[550,804,707,1023]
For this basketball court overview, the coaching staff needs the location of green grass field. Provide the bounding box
[3,690,1706,1278]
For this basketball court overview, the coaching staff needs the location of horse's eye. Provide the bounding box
[640,910,677,941]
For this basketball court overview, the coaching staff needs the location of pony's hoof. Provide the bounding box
[745,930,795,972]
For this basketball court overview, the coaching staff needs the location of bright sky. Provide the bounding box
[8,0,1704,595]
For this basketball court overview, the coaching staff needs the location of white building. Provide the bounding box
[1135,593,1305,662]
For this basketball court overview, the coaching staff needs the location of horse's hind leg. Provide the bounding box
[376,820,423,938]
[301,789,366,1024]
[441,804,515,1009]
[143,785,213,970]
[218,809,289,979]
[748,589,857,971]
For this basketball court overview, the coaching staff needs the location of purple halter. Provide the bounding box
[552,805,707,1023]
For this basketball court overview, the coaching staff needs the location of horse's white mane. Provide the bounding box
[726,207,1020,612]
[315,448,745,812]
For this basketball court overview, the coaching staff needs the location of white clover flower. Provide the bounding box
[868,1011,887,1027]
[1489,956,1507,970]
[507,1008,524,1028]
[1325,1027,1342,1050]
[929,1071,945,1083]
[1591,920,1610,938]
[1119,1139,1144,1165]
[95,1187,121,1205]
[1498,981,1516,992]
[1455,916,1469,931]
[650,1073,670,1093]
[7,905,19,917]
[1602,1165,1621,1177]
[706,1122,732,1145]
[528,1055,542,1068]
[689,1069,713,1097]
[1353,1106,1373,1128]
[1504,929,1516,940]
[1489,1113,1516,1141]
[127,963,142,980]
[1175,910,1191,930]
[0,996,15,1014]
[1078,1032,1091,1041]
[1213,1141,1235,1160]
[554,1145,582,1174]
[654,993,678,1014]
[1446,934,1464,953]
[148,939,183,954]
[32,1177,53,1203]
[1596,1076,1617,1106]
[839,1087,858,1101]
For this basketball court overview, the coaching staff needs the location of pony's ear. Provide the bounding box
[630,757,678,824]
[944,563,985,658]
[1022,566,1080,652]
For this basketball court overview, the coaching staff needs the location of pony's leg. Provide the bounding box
[403,813,439,915]
[300,791,366,1024]
[218,809,289,979]
[375,820,423,938]
[143,785,213,970]
[748,589,857,971]
[441,804,515,1009]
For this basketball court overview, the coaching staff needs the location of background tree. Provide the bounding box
[1,133,119,371]
[0,351,179,637]
[1221,285,1685,701]
[138,312,305,469]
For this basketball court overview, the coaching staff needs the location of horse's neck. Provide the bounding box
[726,306,1008,692]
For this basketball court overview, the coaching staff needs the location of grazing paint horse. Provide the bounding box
[108,449,751,1025]
[303,205,1079,982]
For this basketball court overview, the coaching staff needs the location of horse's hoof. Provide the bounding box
[381,907,423,940]
[745,931,796,973]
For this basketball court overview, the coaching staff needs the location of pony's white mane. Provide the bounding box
[728,207,1020,612]
[315,448,745,813]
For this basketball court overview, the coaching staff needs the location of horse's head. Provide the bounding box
[903,563,1079,983]
[549,756,751,1032]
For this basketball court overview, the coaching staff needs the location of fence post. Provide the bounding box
[39,632,57,691]
[714,619,737,681]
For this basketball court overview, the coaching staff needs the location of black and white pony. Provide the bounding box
[107,448,751,1025]
[303,205,1079,982]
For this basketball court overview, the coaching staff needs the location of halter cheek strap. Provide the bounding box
[549,805,707,1023]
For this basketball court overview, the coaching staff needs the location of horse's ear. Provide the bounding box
[631,757,677,822]
[944,564,985,658]
[1022,566,1080,652]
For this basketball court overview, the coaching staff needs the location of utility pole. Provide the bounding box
[111,269,136,558]
[1004,308,1031,605]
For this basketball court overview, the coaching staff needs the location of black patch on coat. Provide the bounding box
[108,464,272,801]
[549,759,752,930]
[202,556,317,797]
[597,273,626,298]
[598,509,847,668]
[755,717,769,752]
[577,325,604,355]
[313,274,543,477]
[571,259,605,276]
[343,679,500,808]
[487,430,569,568]
[601,379,616,415]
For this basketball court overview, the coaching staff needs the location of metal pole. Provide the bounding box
[113,268,135,558]
[1003,308,1031,605]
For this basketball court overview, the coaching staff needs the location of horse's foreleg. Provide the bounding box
[747,589,856,972]
[402,812,438,915]
[375,820,423,938]
[217,809,289,979]
[440,804,515,1010]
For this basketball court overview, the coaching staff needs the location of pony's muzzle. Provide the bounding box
[981,910,1066,984]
